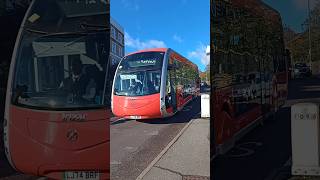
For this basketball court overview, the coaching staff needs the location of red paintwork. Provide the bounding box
[8,105,110,179]
[126,48,167,56]
[213,0,289,158]
[213,87,234,144]
[214,87,263,145]
[170,51,198,70]
[276,71,289,104]
[112,93,162,119]
[113,48,200,119]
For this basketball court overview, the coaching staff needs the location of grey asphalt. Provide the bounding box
[110,97,201,180]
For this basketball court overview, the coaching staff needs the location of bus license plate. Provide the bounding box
[130,116,141,119]
[64,171,99,180]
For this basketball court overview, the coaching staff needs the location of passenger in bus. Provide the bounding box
[154,78,160,92]
[59,59,96,102]
[146,80,156,93]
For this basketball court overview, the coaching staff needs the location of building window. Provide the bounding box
[111,26,116,39]
[118,32,123,43]
[118,46,123,57]
[119,47,123,57]
[112,42,117,53]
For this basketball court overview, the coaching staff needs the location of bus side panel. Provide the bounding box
[276,71,288,106]
[170,51,198,110]
[213,87,235,145]
[213,53,263,147]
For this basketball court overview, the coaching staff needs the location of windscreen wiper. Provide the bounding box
[25,28,48,35]
[26,28,101,38]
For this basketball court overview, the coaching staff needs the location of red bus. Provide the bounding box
[4,0,110,179]
[211,0,288,156]
[111,48,200,120]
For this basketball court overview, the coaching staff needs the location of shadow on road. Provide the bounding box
[111,118,134,125]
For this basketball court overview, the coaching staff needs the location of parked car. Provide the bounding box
[293,63,312,78]
[200,83,210,93]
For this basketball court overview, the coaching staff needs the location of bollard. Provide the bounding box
[201,93,210,118]
[291,103,320,176]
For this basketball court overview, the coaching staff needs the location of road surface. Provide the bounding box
[110,97,201,180]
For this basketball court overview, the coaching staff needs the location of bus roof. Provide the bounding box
[126,48,199,71]
[127,48,167,56]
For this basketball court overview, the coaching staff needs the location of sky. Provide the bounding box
[111,0,209,72]
[263,0,317,32]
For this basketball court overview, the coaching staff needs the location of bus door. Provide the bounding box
[166,66,177,113]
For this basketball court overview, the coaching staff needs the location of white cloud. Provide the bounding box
[188,43,210,66]
[125,32,166,50]
[173,34,183,43]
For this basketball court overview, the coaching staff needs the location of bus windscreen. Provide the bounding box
[12,33,108,110]
[114,52,164,97]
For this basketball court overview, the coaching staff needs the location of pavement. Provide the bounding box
[138,117,210,180]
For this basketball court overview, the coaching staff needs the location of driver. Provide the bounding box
[129,79,142,94]
[59,58,96,102]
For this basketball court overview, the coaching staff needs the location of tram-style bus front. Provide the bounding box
[4,0,110,179]
[112,51,164,119]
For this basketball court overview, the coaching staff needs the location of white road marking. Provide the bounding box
[111,161,122,165]
[147,131,159,136]
[124,146,138,152]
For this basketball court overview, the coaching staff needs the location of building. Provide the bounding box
[110,17,125,67]
[104,17,124,105]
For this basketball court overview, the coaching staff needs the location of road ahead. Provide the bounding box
[110,97,201,180]
[213,77,320,180]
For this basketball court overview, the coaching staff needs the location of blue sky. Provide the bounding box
[263,0,316,32]
[111,0,209,71]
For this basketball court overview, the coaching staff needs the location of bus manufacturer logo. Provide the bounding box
[62,113,87,122]
[67,129,78,142]
[128,97,138,100]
